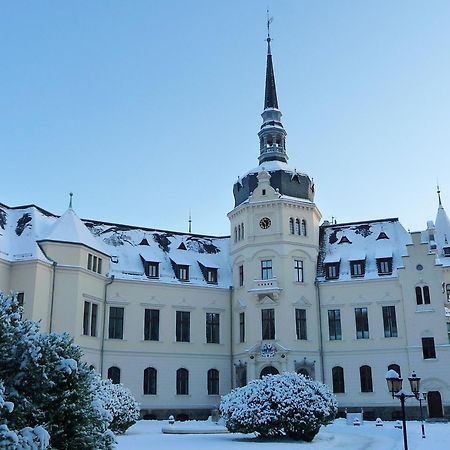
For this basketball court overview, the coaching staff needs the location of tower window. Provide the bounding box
[294,259,304,282]
[422,337,436,359]
[295,308,307,340]
[261,260,273,280]
[261,308,275,340]
[239,264,244,286]
[301,219,307,236]
[295,218,301,235]
[289,218,294,234]
[415,286,431,305]
[239,312,245,343]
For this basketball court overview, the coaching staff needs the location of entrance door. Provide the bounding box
[260,366,279,378]
[427,391,443,418]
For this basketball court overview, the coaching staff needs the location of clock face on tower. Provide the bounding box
[259,217,271,229]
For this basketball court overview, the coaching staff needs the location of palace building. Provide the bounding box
[1,33,450,421]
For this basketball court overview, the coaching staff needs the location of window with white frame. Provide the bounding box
[294,259,304,282]
[83,301,98,337]
[261,260,273,280]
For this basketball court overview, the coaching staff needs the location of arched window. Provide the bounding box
[360,365,373,392]
[241,223,244,240]
[260,366,279,378]
[388,364,401,378]
[289,218,295,234]
[234,227,237,243]
[238,224,241,241]
[301,219,307,236]
[207,369,219,395]
[416,286,431,305]
[295,218,301,235]
[143,367,157,395]
[107,366,120,384]
[332,366,345,393]
[176,368,189,395]
[297,368,310,378]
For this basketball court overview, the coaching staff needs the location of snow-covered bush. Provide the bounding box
[220,372,337,442]
[94,377,140,434]
[0,293,115,449]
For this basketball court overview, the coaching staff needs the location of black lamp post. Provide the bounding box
[409,371,426,439]
[385,369,415,450]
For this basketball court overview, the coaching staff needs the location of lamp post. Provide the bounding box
[409,371,426,439]
[385,369,415,450]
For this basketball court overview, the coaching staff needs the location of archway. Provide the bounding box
[427,391,443,418]
[297,368,310,378]
[260,366,279,378]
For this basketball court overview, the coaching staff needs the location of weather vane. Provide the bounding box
[266,8,274,43]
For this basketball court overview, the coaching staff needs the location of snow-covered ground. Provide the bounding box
[116,418,450,450]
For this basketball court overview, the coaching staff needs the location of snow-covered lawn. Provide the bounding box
[116,418,450,450]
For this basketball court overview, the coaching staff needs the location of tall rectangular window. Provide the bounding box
[355,307,369,339]
[83,301,98,337]
[382,306,398,338]
[206,313,220,343]
[261,308,275,340]
[261,260,273,280]
[328,309,342,340]
[377,257,393,275]
[422,337,436,359]
[206,269,218,284]
[108,307,124,339]
[295,308,307,340]
[239,312,245,343]
[294,259,304,282]
[176,311,190,342]
[87,253,102,274]
[239,265,244,286]
[17,292,24,306]
[83,301,91,336]
[447,323,450,344]
[144,309,160,341]
[91,303,98,337]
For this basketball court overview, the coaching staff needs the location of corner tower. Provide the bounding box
[228,21,322,386]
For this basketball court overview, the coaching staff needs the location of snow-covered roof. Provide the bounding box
[39,207,111,256]
[0,203,232,288]
[244,160,309,178]
[318,218,411,282]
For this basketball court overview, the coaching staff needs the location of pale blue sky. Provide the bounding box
[2,1,450,235]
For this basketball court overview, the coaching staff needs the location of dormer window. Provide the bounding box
[377,257,393,275]
[338,236,351,244]
[376,232,389,240]
[206,268,218,284]
[444,247,450,257]
[178,242,187,250]
[145,262,159,278]
[325,263,340,280]
[177,265,189,281]
[350,260,365,277]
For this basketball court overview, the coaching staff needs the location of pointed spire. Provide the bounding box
[188,210,192,233]
[437,184,442,207]
[69,192,73,209]
[264,10,278,110]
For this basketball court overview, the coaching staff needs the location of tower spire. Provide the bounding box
[437,184,443,207]
[258,13,288,165]
[264,10,278,109]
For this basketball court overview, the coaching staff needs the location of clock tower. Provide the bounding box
[228,26,322,386]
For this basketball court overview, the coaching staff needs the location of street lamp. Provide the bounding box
[409,371,426,439]
[385,369,415,450]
